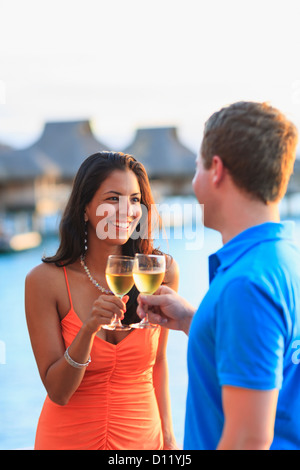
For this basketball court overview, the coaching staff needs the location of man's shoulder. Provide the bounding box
[234,235,300,275]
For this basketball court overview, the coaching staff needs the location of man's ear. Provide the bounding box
[211,155,226,186]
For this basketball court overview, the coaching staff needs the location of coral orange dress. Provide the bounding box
[34,268,163,450]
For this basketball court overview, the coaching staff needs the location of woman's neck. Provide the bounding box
[83,236,122,275]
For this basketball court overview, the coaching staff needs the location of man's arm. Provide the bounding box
[217,386,279,450]
[136,285,196,335]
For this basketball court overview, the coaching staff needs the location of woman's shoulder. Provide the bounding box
[26,261,63,287]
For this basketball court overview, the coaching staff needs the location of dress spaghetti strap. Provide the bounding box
[62,266,74,311]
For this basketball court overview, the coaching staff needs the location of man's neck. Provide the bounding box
[218,196,281,245]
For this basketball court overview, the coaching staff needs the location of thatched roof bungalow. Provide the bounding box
[0,122,198,214]
[0,120,109,184]
[123,127,196,196]
[0,120,109,213]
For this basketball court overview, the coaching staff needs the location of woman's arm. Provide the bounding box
[153,256,179,449]
[153,328,178,449]
[25,264,127,406]
[163,255,180,292]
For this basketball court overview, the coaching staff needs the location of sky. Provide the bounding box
[1,0,300,152]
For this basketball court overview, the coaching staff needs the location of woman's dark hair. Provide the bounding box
[43,151,162,324]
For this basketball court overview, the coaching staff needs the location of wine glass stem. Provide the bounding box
[112,314,120,325]
[142,298,150,324]
[113,295,123,326]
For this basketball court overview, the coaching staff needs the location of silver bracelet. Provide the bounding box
[64,347,91,369]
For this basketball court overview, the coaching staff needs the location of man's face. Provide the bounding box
[192,152,210,205]
[192,152,216,230]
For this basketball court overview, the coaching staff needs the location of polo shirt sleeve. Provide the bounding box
[215,276,286,390]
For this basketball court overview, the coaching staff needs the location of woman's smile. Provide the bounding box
[109,219,136,232]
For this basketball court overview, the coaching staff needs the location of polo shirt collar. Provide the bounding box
[209,221,295,283]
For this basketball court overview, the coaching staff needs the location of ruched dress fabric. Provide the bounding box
[34,268,163,450]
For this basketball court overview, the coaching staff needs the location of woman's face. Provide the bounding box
[85,169,143,245]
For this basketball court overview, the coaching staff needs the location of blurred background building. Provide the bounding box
[0,120,200,250]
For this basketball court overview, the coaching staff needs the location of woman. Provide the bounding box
[25,151,179,450]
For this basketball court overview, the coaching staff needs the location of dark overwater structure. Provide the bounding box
[0,120,109,213]
[0,121,197,217]
[123,126,196,195]
[0,119,299,246]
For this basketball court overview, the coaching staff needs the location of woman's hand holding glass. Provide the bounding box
[83,294,129,335]
[102,255,135,331]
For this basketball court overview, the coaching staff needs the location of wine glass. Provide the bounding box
[102,255,135,331]
[130,254,166,329]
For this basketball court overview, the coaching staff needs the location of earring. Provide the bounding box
[84,220,88,253]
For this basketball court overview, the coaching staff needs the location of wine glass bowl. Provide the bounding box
[130,254,166,329]
[103,255,135,331]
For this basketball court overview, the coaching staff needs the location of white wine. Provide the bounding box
[133,270,165,295]
[105,273,134,296]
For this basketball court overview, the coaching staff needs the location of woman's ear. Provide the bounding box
[84,211,88,222]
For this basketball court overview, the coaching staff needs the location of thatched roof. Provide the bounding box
[0,147,63,181]
[123,127,196,179]
[0,120,109,182]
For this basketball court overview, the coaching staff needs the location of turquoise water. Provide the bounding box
[0,220,299,450]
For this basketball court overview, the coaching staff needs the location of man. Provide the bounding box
[137,101,300,450]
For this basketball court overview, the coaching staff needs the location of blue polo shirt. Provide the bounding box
[184,222,300,450]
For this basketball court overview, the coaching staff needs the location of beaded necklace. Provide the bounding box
[80,254,113,294]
